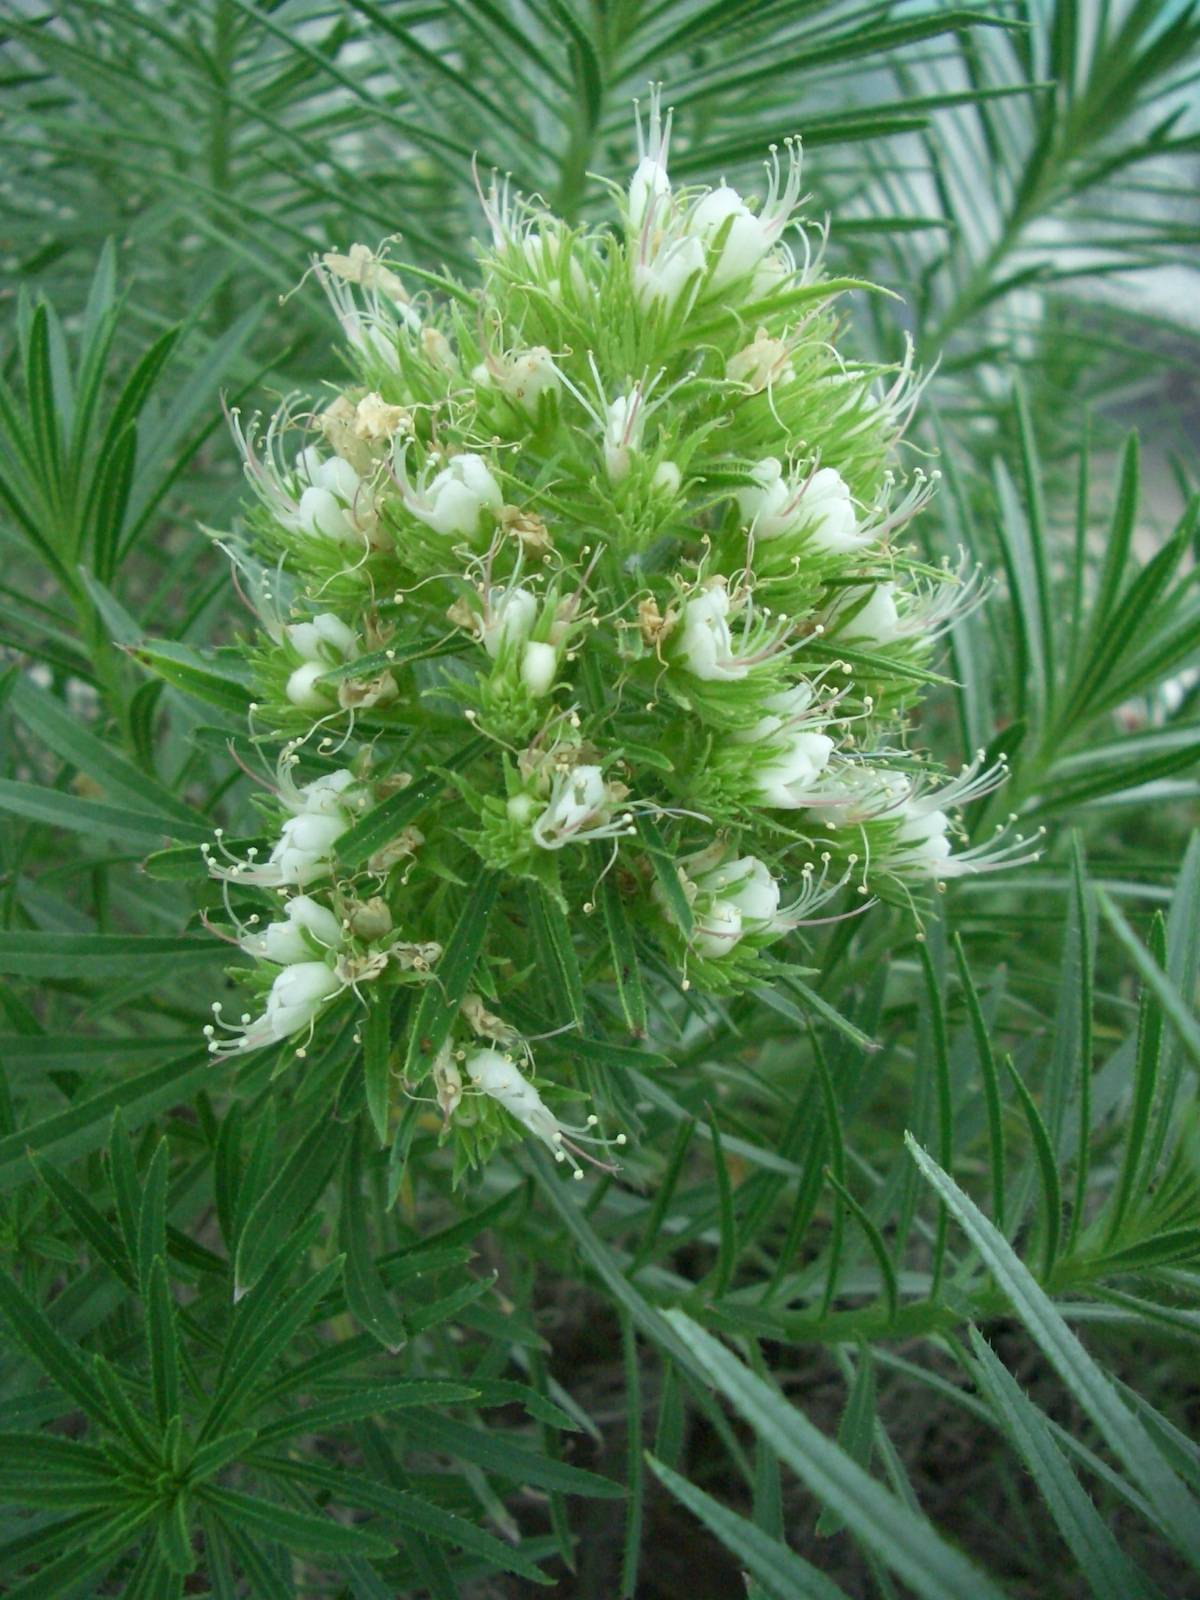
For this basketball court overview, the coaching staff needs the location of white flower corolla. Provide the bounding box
[286,612,357,663]
[285,613,359,709]
[291,768,359,817]
[893,804,953,872]
[629,85,673,231]
[500,347,560,414]
[288,450,376,547]
[604,392,646,482]
[693,898,743,959]
[633,235,706,313]
[481,586,538,658]
[521,641,558,697]
[832,584,902,647]
[530,764,631,850]
[398,450,503,543]
[683,850,789,958]
[677,583,749,681]
[241,894,342,964]
[752,730,836,808]
[737,459,867,554]
[266,810,348,886]
[207,961,342,1056]
[716,856,783,927]
[206,767,360,888]
[687,141,804,289]
[465,1047,622,1176]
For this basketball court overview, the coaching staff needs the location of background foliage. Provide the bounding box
[1,1,1199,1595]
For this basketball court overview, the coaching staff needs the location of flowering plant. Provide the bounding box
[205,92,1036,1175]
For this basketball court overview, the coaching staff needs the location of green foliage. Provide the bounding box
[1,1,1198,1595]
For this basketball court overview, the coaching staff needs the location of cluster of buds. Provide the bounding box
[202,89,1035,1174]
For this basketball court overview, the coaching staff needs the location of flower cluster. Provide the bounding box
[202,90,1037,1175]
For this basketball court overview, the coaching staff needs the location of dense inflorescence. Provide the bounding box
[204,92,1036,1175]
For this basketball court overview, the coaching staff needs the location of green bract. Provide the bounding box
[208,94,1035,1172]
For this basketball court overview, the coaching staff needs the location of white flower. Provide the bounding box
[800,467,866,553]
[215,961,341,1056]
[604,392,645,482]
[718,856,783,926]
[267,810,348,886]
[893,804,953,871]
[241,895,342,964]
[482,586,538,658]
[285,663,332,711]
[834,584,902,647]
[397,450,503,543]
[629,86,673,231]
[285,613,358,709]
[737,459,867,553]
[677,583,749,681]
[206,767,360,888]
[288,451,375,547]
[291,768,359,817]
[753,731,836,808]
[633,235,706,313]
[653,460,681,496]
[687,141,804,289]
[286,612,357,663]
[465,1048,622,1176]
[521,641,558,697]
[530,764,632,850]
[693,898,743,959]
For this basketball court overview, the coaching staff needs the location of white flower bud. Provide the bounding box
[604,393,647,482]
[521,641,558,697]
[286,661,333,710]
[501,347,560,414]
[652,460,682,497]
[690,185,770,288]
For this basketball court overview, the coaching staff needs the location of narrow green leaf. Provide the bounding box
[341,1125,409,1351]
[403,869,500,1079]
[648,1453,850,1600]
[234,1116,349,1294]
[201,1484,392,1558]
[1003,1056,1061,1281]
[593,844,647,1037]
[663,1309,1009,1600]
[967,1329,1154,1600]
[146,1257,180,1431]
[906,1136,1200,1569]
